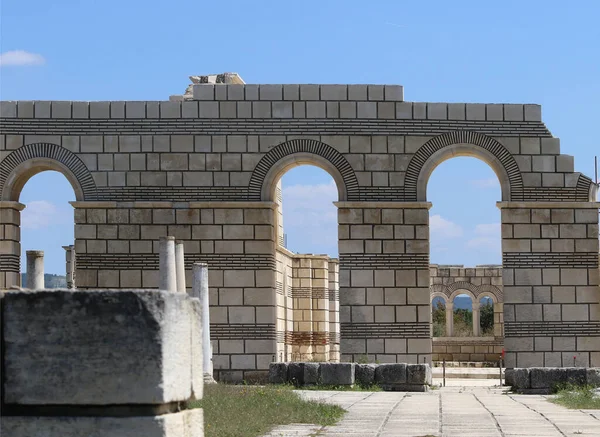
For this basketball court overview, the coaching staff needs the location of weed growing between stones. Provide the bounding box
[550,384,600,409]
[188,384,345,437]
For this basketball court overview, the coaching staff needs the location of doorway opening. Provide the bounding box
[18,171,75,288]
[272,164,340,363]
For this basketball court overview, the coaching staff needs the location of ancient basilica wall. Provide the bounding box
[1,82,598,379]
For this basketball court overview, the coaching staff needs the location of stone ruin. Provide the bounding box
[1,74,599,384]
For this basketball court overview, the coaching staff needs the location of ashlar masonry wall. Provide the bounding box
[1,82,598,380]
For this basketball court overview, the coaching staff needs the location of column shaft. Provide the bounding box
[26,250,44,290]
[159,236,177,292]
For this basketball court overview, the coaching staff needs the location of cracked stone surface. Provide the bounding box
[263,386,600,436]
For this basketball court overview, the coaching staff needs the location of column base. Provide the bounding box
[203,373,217,384]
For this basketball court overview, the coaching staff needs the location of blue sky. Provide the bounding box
[2,0,599,274]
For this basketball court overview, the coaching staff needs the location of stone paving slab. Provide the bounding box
[264,386,600,437]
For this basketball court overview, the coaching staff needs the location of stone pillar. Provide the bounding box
[193,262,215,383]
[336,201,432,364]
[328,259,340,362]
[62,245,76,289]
[472,301,481,337]
[311,256,330,362]
[499,201,600,368]
[292,257,314,361]
[0,201,25,289]
[26,250,44,290]
[159,236,177,292]
[446,302,454,337]
[493,302,504,337]
[175,240,186,292]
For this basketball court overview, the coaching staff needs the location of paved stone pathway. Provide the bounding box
[263,386,600,437]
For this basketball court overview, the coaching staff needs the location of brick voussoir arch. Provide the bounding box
[247,139,360,201]
[0,143,97,201]
[404,131,524,201]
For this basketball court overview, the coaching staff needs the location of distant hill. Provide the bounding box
[20,273,67,288]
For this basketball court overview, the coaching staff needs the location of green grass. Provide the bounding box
[189,384,346,437]
[550,384,600,409]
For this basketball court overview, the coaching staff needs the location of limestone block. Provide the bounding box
[586,368,600,387]
[268,362,288,384]
[288,362,304,386]
[320,363,355,386]
[530,368,567,389]
[355,363,377,386]
[374,363,407,386]
[406,364,432,385]
[524,104,542,121]
[1,409,204,437]
[503,104,523,121]
[566,368,587,386]
[2,290,193,405]
[507,368,530,389]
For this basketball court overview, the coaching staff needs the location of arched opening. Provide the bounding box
[479,296,495,337]
[431,295,446,337]
[427,156,502,266]
[267,162,341,363]
[16,170,76,288]
[453,292,474,337]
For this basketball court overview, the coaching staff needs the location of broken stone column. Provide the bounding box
[159,236,177,293]
[472,301,481,337]
[175,240,186,292]
[25,250,44,290]
[446,302,454,337]
[62,245,76,289]
[0,289,204,436]
[193,262,215,383]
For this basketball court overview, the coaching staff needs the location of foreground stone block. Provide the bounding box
[566,368,587,386]
[530,368,568,390]
[0,408,204,437]
[511,368,530,390]
[375,363,407,389]
[320,363,355,386]
[407,364,432,385]
[304,362,320,385]
[268,362,289,384]
[355,364,377,387]
[2,289,193,405]
[587,368,600,387]
[288,362,304,386]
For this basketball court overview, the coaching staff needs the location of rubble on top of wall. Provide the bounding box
[170,73,246,101]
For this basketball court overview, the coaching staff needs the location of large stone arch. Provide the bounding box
[404,131,524,201]
[247,139,360,201]
[0,143,97,201]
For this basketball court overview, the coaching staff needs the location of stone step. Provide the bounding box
[432,367,505,379]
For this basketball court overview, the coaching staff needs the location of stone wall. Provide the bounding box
[275,247,340,363]
[1,81,598,379]
[432,337,504,362]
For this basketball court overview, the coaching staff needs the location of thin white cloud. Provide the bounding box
[470,177,499,189]
[430,214,463,238]
[467,223,501,250]
[0,50,45,67]
[466,237,499,249]
[21,201,72,230]
[474,223,500,236]
[282,180,338,252]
